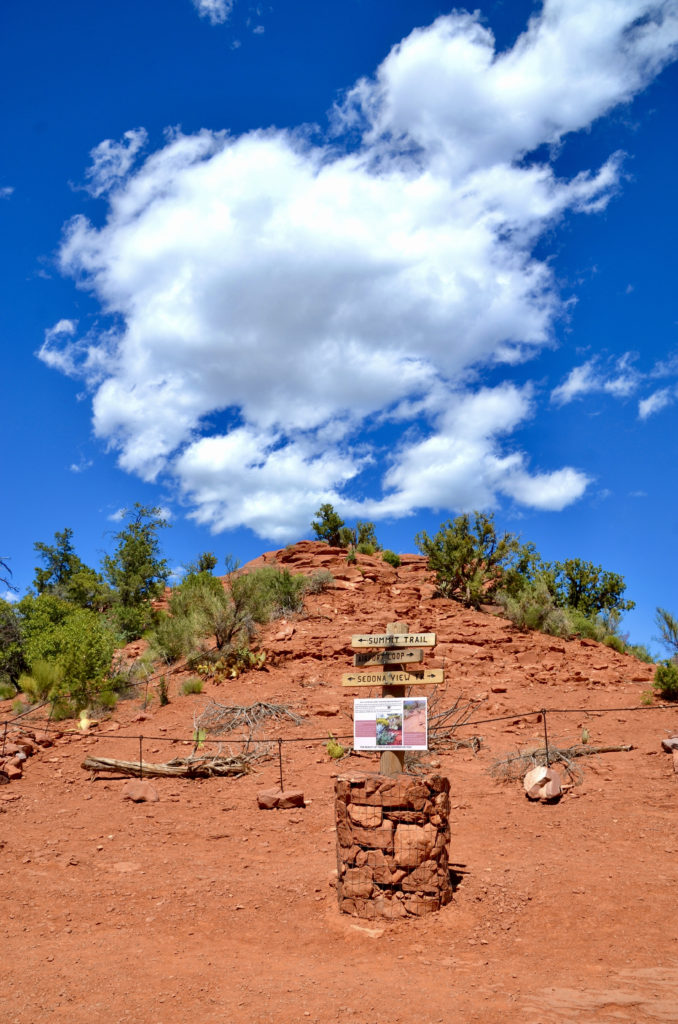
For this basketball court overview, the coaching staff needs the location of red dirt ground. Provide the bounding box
[2,541,677,1024]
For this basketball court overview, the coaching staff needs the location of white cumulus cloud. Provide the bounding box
[551,353,641,405]
[192,0,233,26]
[84,129,148,198]
[42,0,678,540]
[638,386,676,419]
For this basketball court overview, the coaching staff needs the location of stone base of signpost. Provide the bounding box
[334,772,453,919]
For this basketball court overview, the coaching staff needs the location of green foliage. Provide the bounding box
[33,528,83,595]
[16,595,117,710]
[157,675,170,706]
[655,607,678,658]
[0,682,15,700]
[304,569,335,594]
[626,643,655,664]
[546,558,634,617]
[326,733,346,759]
[0,598,27,688]
[151,609,202,663]
[149,564,305,670]
[33,528,112,610]
[346,548,357,565]
[497,579,571,636]
[194,645,267,680]
[51,609,117,708]
[640,688,654,706]
[103,504,170,641]
[416,512,526,608]
[338,520,380,552]
[253,566,306,616]
[96,689,118,710]
[653,660,678,701]
[18,593,77,665]
[181,677,204,695]
[381,550,401,568]
[312,504,345,546]
[338,526,355,548]
[184,551,218,575]
[18,660,64,702]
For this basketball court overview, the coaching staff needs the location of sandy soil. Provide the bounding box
[1,541,677,1024]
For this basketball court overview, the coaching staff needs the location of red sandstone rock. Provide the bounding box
[347,804,382,827]
[523,766,562,802]
[257,788,305,809]
[393,823,437,868]
[121,780,159,803]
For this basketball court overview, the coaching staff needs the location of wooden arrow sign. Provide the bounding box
[354,648,424,666]
[351,632,436,648]
[342,669,444,687]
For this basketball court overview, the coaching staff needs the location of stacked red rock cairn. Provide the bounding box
[335,772,453,919]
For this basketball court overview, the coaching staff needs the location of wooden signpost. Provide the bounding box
[345,620,443,777]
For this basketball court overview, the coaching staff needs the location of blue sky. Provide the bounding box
[1,0,677,651]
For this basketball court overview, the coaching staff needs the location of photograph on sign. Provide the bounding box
[353,697,428,751]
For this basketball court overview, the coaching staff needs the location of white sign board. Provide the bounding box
[353,697,428,752]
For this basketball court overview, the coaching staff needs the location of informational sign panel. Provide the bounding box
[353,697,428,751]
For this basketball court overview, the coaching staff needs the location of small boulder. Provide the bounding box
[121,780,159,803]
[524,766,562,802]
[661,736,678,753]
[257,788,305,810]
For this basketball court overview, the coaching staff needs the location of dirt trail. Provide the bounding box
[1,541,676,1024]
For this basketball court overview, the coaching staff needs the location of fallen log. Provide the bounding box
[81,753,256,779]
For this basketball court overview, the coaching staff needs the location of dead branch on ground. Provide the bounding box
[490,743,633,785]
[427,690,485,753]
[81,748,266,780]
[194,700,303,737]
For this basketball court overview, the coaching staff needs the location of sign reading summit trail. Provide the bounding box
[351,632,436,648]
[354,648,424,667]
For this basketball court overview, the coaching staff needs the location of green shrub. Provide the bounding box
[96,689,118,710]
[151,609,201,663]
[564,607,608,643]
[111,603,153,644]
[182,677,204,695]
[304,570,334,594]
[157,675,170,706]
[356,542,377,556]
[653,661,678,700]
[416,512,527,608]
[381,550,401,568]
[311,504,345,546]
[0,682,16,700]
[626,643,655,664]
[18,660,65,702]
[253,567,306,617]
[346,549,357,565]
[497,579,571,636]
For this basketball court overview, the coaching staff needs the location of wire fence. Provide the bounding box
[2,696,677,790]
